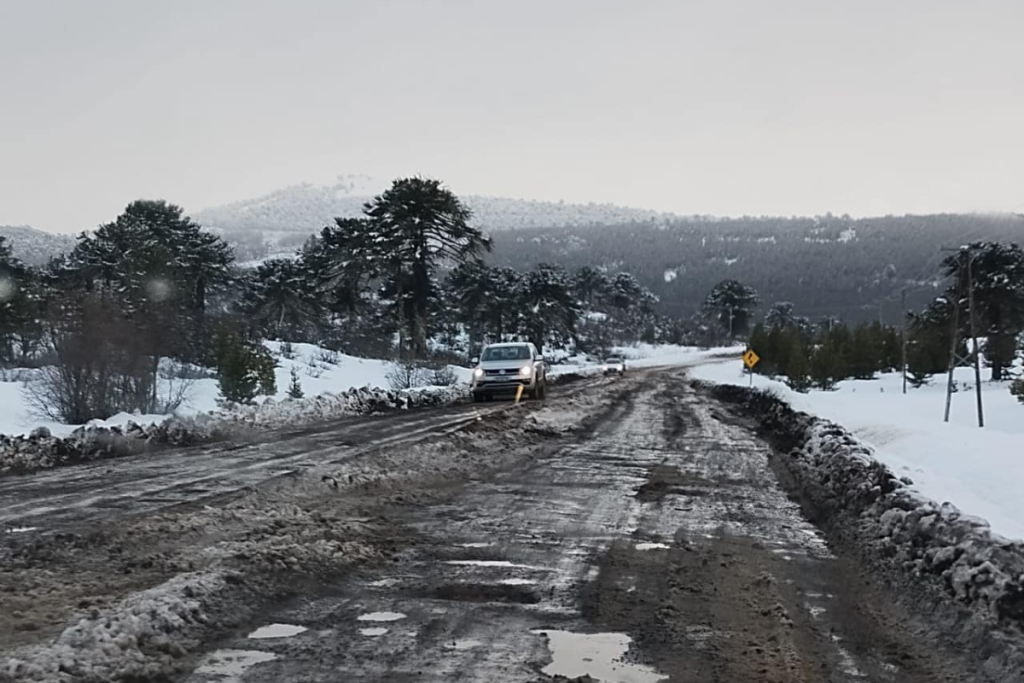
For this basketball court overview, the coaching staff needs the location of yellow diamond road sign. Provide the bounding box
[743,349,760,369]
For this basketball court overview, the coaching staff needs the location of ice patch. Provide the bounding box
[499,578,536,586]
[359,627,389,636]
[456,542,494,549]
[368,578,398,588]
[247,623,307,639]
[2,526,38,534]
[532,630,667,683]
[444,560,541,569]
[195,649,276,680]
[636,542,670,551]
[356,611,407,622]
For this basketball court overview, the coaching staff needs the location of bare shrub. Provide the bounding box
[316,348,341,366]
[425,364,458,386]
[385,360,427,390]
[24,294,197,423]
[278,341,297,360]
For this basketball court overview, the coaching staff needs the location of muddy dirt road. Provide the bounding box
[0,378,603,533]
[174,373,982,683]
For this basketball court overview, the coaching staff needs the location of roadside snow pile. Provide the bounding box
[3,571,231,683]
[704,383,1024,680]
[214,383,470,430]
[0,418,222,477]
[0,385,470,477]
[692,361,1024,541]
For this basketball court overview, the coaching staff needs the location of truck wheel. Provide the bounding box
[538,382,547,400]
[472,392,484,403]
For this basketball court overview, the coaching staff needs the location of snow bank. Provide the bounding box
[692,361,1024,541]
[3,571,231,682]
[703,383,1024,680]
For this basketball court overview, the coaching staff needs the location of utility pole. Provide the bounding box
[901,288,908,395]
[943,257,963,423]
[966,256,985,427]
[942,248,985,427]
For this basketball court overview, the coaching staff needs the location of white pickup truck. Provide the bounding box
[470,342,548,402]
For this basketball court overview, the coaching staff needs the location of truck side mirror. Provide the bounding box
[535,354,545,362]
[470,357,479,365]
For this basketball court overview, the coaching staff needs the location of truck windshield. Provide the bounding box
[481,346,530,361]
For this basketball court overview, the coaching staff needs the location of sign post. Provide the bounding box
[743,349,760,387]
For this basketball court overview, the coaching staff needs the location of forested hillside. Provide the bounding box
[488,213,1024,323]
[0,226,75,266]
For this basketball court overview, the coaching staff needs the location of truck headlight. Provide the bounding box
[519,365,532,376]
[473,368,484,378]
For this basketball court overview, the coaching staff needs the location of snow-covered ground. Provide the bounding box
[692,361,1024,542]
[0,344,473,439]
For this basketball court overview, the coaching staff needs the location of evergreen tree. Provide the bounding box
[702,279,759,339]
[942,242,1024,380]
[287,366,304,399]
[0,237,36,363]
[362,177,491,357]
[810,340,847,390]
[765,301,796,330]
[572,266,610,308]
[848,323,880,379]
[242,258,323,341]
[784,338,812,393]
[518,264,579,352]
[70,200,233,362]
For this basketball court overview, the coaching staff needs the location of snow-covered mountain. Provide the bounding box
[192,174,680,236]
[0,225,75,265]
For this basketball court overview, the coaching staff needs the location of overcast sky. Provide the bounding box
[2,0,1022,233]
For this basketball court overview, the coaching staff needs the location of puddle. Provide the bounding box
[499,578,537,586]
[532,630,667,683]
[195,649,276,680]
[359,627,389,636]
[356,611,407,622]
[635,542,670,551]
[456,542,493,549]
[445,560,541,569]
[247,623,307,639]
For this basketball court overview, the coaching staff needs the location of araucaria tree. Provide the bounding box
[362,177,491,357]
[703,279,759,339]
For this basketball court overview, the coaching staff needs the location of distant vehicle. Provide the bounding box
[471,342,548,402]
[602,357,626,375]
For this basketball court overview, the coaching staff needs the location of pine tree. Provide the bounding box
[518,264,579,352]
[810,341,846,390]
[287,366,304,399]
[765,301,796,330]
[363,177,491,357]
[785,338,812,393]
[848,323,879,379]
[702,279,760,339]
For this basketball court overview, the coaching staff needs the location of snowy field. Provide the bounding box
[0,343,740,439]
[693,361,1024,542]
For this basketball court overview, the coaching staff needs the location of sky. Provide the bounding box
[2,0,1022,233]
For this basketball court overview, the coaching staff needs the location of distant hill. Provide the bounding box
[487,213,1024,323]
[192,174,683,258]
[0,225,75,265]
